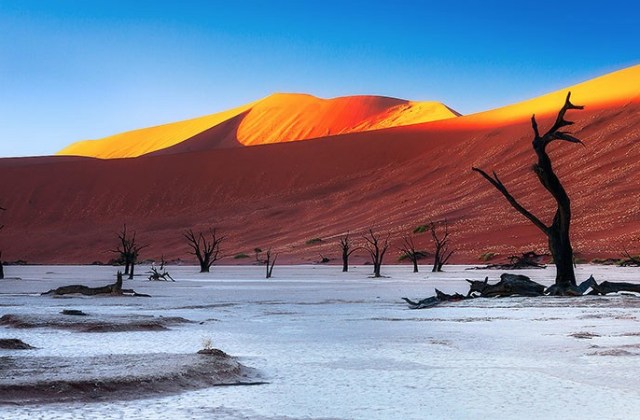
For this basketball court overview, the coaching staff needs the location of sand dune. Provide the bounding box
[57,93,458,159]
[1,65,639,264]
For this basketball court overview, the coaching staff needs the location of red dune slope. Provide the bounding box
[57,94,458,159]
[1,66,639,265]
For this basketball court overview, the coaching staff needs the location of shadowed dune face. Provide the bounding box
[2,66,639,264]
[56,94,459,159]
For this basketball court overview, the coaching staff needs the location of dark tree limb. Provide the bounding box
[471,168,548,234]
[588,281,640,295]
[403,289,468,309]
[466,273,546,297]
[42,272,150,297]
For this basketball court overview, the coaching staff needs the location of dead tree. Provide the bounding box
[363,229,390,278]
[148,256,174,281]
[253,248,277,278]
[474,251,548,270]
[184,228,224,273]
[399,235,427,273]
[42,271,150,297]
[430,221,454,272]
[473,92,584,295]
[111,225,147,279]
[263,249,278,278]
[466,274,546,297]
[619,249,640,267]
[339,233,359,272]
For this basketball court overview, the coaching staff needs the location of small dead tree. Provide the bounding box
[339,232,360,272]
[255,248,278,278]
[620,248,640,267]
[148,256,174,281]
[399,235,427,273]
[430,221,454,272]
[42,271,150,297]
[264,248,278,279]
[363,229,390,278]
[111,225,147,280]
[184,228,225,273]
[472,92,584,294]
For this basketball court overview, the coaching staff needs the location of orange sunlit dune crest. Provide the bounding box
[56,101,258,159]
[463,65,640,126]
[56,94,459,159]
[235,93,459,146]
[55,65,639,159]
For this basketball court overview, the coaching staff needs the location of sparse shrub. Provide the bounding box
[306,238,323,245]
[201,336,214,351]
[413,224,430,234]
[233,253,250,259]
[479,252,497,262]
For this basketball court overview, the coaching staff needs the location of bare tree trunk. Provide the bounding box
[549,230,576,289]
[200,257,210,273]
[412,259,418,273]
[129,262,135,280]
[0,251,4,280]
[373,262,381,278]
[124,261,130,275]
[339,233,358,273]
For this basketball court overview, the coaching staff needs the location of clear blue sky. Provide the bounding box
[0,0,637,157]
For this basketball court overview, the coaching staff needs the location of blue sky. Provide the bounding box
[0,0,637,157]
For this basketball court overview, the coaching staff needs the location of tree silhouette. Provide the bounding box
[399,234,426,273]
[339,232,359,272]
[429,221,454,272]
[472,92,584,294]
[363,229,390,278]
[184,228,225,273]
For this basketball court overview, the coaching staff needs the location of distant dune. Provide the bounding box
[57,94,459,159]
[1,65,639,265]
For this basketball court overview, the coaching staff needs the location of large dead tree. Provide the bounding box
[399,235,427,273]
[184,228,225,273]
[472,92,584,295]
[111,225,147,279]
[363,229,390,278]
[430,221,454,272]
[339,233,359,272]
